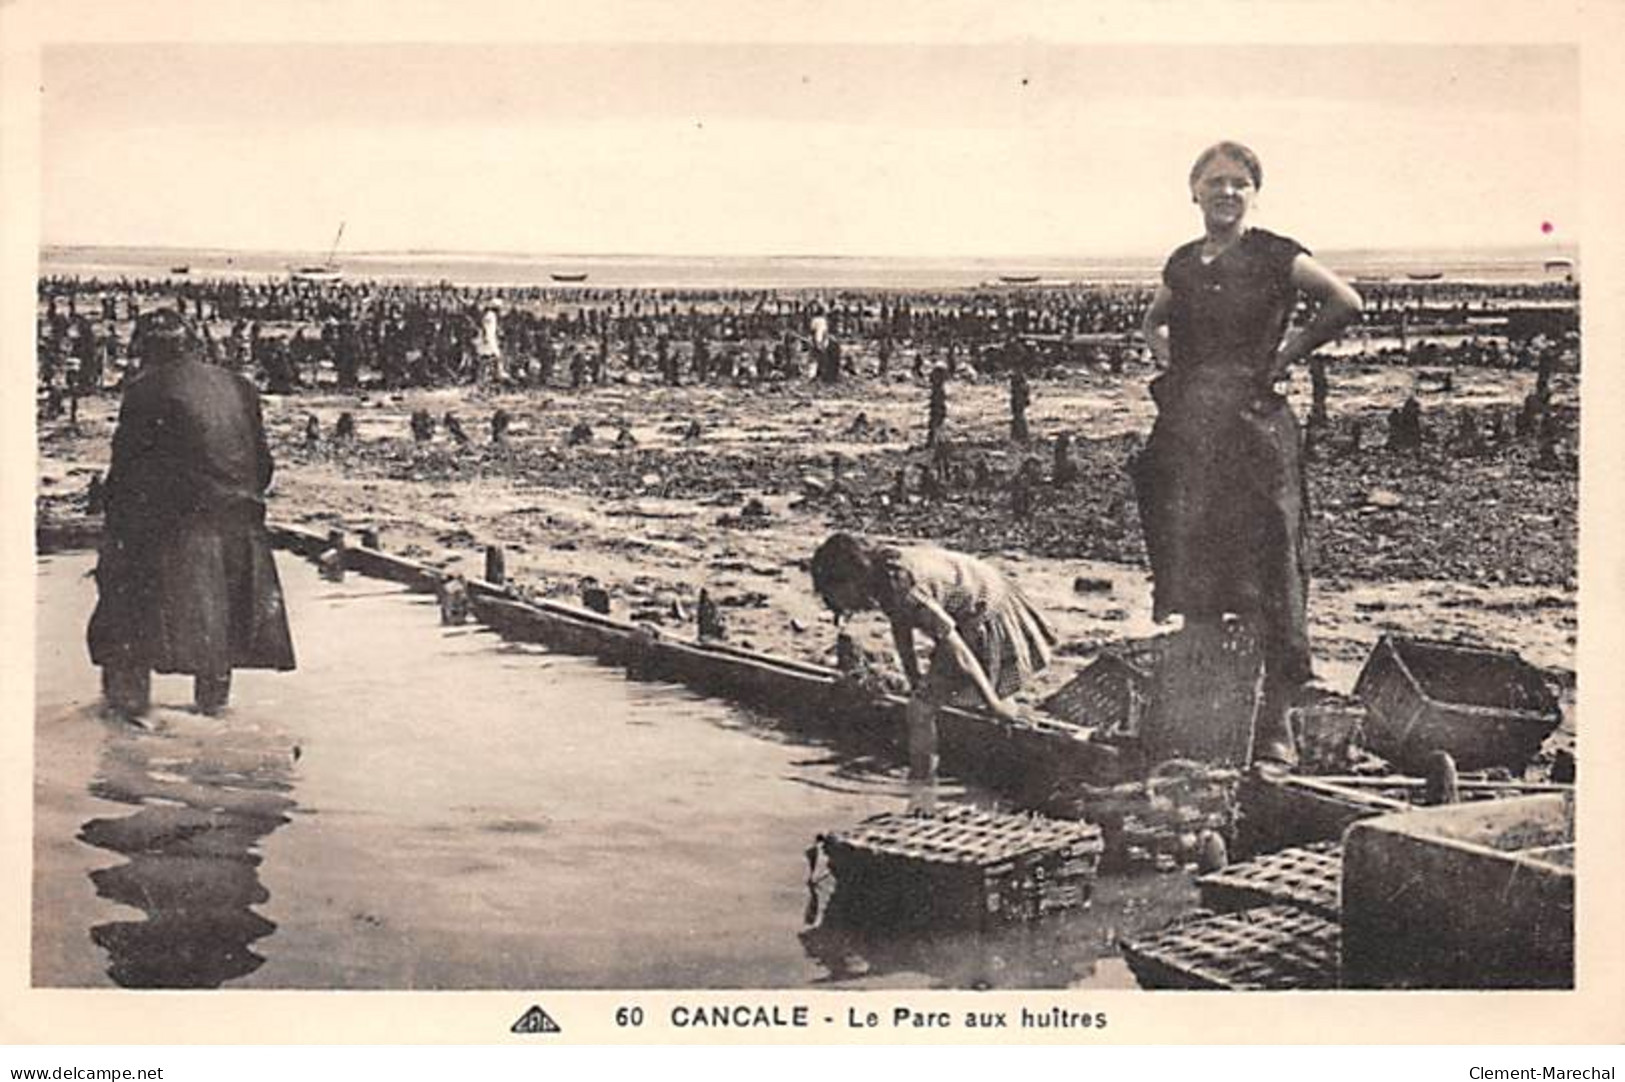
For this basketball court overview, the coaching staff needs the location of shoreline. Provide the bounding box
[38,244,1579,291]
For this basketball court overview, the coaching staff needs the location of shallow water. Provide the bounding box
[34,551,1196,990]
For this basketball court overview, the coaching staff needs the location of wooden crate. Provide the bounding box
[1236,770,1573,858]
[818,807,1104,930]
[1342,794,1574,988]
[1045,626,1262,766]
[1354,635,1560,773]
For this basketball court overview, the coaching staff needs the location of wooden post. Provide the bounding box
[1422,750,1460,806]
[485,544,506,586]
[318,530,346,583]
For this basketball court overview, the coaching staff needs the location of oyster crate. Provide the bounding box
[1235,769,1572,858]
[1342,793,1574,988]
[1044,626,1262,766]
[1120,904,1340,991]
[1141,622,1263,767]
[1040,637,1162,738]
[1354,635,1560,773]
[1287,697,1368,774]
[1054,759,1241,868]
[817,807,1104,929]
[1197,842,1342,920]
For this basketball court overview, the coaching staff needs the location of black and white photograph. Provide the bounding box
[4,0,1622,1051]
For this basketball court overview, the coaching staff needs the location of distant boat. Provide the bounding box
[170,265,191,275]
[1544,258,1575,281]
[550,272,588,283]
[290,266,342,283]
[290,222,345,283]
[998,274,1042,285]
[1406,271,1444,281]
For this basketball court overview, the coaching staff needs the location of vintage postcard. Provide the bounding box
[2,0,1621,1051]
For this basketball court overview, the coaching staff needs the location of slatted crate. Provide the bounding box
[1040,637,1162,738]
[1119,904,1340,991]
[817,807,1104,929]
[1041,625,1261,768]
[1197,842,1342,920]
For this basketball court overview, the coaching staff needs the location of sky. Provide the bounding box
[41,42,1579,258]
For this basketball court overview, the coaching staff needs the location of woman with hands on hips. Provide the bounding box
[1135,141,1362,766]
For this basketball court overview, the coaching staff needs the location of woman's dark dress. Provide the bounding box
[1132,227,1313,683]
[87,356,296,678]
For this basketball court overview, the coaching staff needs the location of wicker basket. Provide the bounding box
[1141,622,1263,767]
[1040,638,1161,738]
[1354,635,1560,773]
[1288,699,1368,774]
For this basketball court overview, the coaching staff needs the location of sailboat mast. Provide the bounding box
[326,222,346,267]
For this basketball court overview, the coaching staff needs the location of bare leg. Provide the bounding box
[905,693,940,785]
[905,776,938,817]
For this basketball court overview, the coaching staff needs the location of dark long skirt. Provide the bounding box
[1131,373,1312,684]
[88,516,296,677]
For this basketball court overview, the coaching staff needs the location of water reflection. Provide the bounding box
[800,860,1195,989]
[79,710,296,988]
[40,551,1184,989]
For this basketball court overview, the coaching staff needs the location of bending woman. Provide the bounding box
[1135,141,1362,764]
[810,533,1057,781]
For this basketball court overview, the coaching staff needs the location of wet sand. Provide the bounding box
[38,359,1578,696]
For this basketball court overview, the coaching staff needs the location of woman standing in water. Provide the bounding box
[810,533,1056,783]
[1135,141,1362,765]
[88,310,296,719]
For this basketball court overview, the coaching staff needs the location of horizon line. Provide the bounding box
[40,240,1581,262]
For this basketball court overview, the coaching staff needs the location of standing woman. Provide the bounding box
[88,310,296,719]
[1135,141,1362,764]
